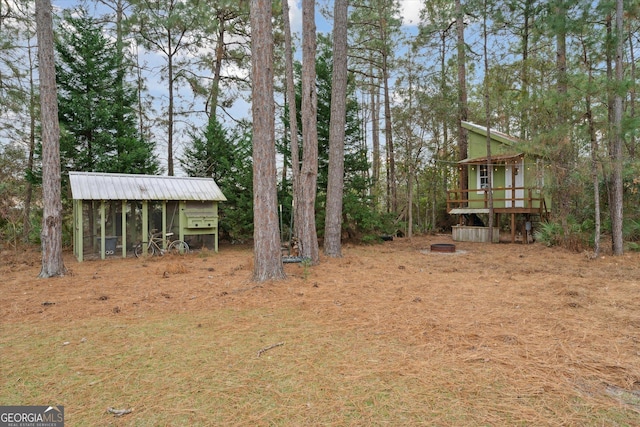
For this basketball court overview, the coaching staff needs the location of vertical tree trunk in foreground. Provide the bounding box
[554,0,572,240]
[36,0,66,278]
[370,67,381,201]
[324,0,348,257]
[381,49,396,213]
[610,0,624,255]
[282,0,302,244]
[250,0,285,281]
[167,39,175,176]
[482,0,494,243]
[581,38,601,258]
[299,0,319,264]
[456,0,468,196]
[24,35,37,242]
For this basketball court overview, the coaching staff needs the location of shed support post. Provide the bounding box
[91,201,98,253]
[121,200,127,258]
[511,213,516,243]
[72,199,77,260]
[162,200,167,249]
[142,201,149,255]
[100,200,106,260]
[179,201,185,243]
[75,199,84,262]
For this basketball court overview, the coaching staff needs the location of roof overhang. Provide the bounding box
[459,153,524,165]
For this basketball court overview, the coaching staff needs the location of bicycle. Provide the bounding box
[134,231,189,258]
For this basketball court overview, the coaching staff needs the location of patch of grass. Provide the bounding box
[2,308,639,426]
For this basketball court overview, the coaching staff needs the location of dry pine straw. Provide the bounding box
[2,235,640,424]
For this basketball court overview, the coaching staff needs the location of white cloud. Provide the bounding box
[288,0,303,35]
[398,0,424,27]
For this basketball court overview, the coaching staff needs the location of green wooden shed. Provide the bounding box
[69,172,227,261]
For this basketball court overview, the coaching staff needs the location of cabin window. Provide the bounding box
[479,164,490,189]
[536,159,544,191]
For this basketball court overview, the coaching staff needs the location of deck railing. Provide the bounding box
[447,186,547,216]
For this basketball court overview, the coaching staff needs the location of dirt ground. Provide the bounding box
[3,234,640,421]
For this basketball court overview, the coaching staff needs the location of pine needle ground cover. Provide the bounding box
[2,236,640,425]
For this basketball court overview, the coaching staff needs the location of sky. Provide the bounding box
[47,0,426,175]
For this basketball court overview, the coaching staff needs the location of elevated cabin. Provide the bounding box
[447,121,551,243]
[69,172,227,261]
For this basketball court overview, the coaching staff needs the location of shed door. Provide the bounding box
[505,160,524,207]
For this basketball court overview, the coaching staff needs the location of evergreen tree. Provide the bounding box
[314,36,369,211]
[180,117,253,240]
[56,8,159,175]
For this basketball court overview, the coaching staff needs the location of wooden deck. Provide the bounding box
[447,187,549,243]
[447,186,548,217]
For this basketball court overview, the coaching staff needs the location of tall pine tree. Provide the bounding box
[56,8,159,175]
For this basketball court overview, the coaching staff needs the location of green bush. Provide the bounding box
[534,219,591,251]
[534,221,564,247]
[626,242,640,252]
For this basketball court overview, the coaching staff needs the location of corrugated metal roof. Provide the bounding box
[69,172,227,201]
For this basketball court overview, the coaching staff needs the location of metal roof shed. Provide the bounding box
[69,172,227,261]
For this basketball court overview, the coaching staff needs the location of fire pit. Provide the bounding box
[430,243,456,253]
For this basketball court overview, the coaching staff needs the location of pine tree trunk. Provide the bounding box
[456,0,468,197]
[483,0,494,243]
[517,0,532,140]
[299,0,319,264]
[24,37,37,242]
[382,52,396,213]
[611,0,624,255]
[628,26,636,159]
[324,0,348,257]
[586,89,601,258]
[250,0,285,281]
[554,0,571,240]
[627,24,636,160]
[370,67,380,201]
[282,0,302,244]
[581,36,601,257]
[167,37,174,176]
[378,14,396,214]
[209,15,225,121]
[36,0,66,278]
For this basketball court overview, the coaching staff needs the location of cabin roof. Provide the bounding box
[461,121,520,146]
[459,153,524,165]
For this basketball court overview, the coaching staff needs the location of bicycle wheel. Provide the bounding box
[134,243,155,258]
[168,240,189,255]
